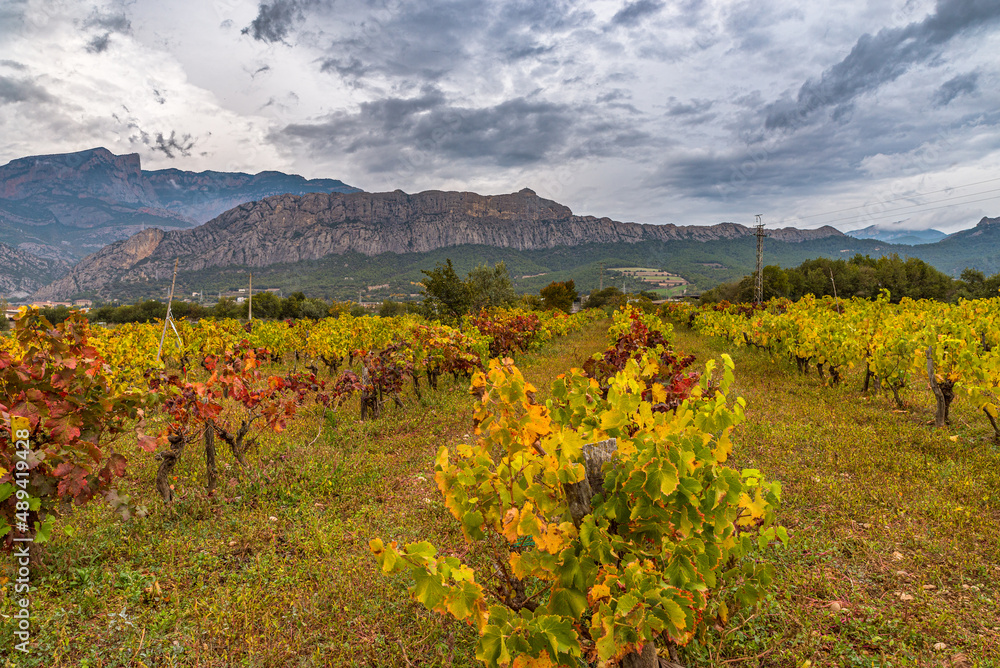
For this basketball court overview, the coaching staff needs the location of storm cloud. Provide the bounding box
[0,0,998,233]
[934,71,979,106]
[280,84,653,174]
[243,0,318,44]
[764,0,1000,130]
[314,0,594,86]
[0,76,53,105]
[611,0,664,27]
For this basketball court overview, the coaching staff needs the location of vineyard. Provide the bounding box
[0,297,998,666]
[663,294,1000,437]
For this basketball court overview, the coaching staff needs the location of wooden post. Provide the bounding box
[830,268,842,313]
[563,438,618,528]
[204,420,218,493]
[248,271,253,322]
[155,432,185,502]
[561,437,684,668]
[157,259,179,363]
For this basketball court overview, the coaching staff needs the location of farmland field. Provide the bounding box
[1,303,999,667]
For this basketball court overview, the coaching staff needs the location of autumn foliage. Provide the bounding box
[371,307,785,666]
[0,310,147,547]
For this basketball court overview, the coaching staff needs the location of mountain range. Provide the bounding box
[2,148,999,303]
[31,188,844,300]
[0,147,359,261]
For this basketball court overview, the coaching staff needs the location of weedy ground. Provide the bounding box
[671,328,1000,668]
[0,323,609,668]
[2,319,999,667]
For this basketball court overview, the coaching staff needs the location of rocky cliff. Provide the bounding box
[0,244,71,299]
[34,188,844,299]
[0,147,360,259]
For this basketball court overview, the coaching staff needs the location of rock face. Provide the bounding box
[0,243,70,299]
[0,147,360,259]
[34,188,844,299]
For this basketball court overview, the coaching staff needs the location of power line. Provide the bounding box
[793,175,1000,222]
[805,187,1000,227]
[811,192,1000,227]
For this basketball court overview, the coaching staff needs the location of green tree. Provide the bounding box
[279,292,307,319]
[466,261,517,312]
[250,291,282,319]
[213,297,243,319]
[378,300,421,317]
[37,305,74,324]
[421,259,472,323]
[584,286,624,309]
[540,280,578,313]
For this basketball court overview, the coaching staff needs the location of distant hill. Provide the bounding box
[908,216,1000,276]
[0,147,360,261]
[846,224,947,245]
[32,187,848,300]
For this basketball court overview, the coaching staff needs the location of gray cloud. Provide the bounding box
[0,60,27,71]
[280,85,652,173]
[933,71,979,106]
[84,9,132,34]
[0,76,53,104]
[242,0,318,44]
[722,1,802,52]
[611,0,664,27]
[663,97,716,126]
[151,131,196,158]
[79,7,131,54]
[666,97,714,117]
[764,0,1000,130]
[86,33,111,53]
[315,0,593,86]
[650,103,1000,209]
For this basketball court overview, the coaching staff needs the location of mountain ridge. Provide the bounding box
[0,147,360,258]
[32,188,845,300]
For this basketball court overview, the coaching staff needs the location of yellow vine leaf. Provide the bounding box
[712,429,733,463]
[524,403,552,442]
[512,653,556,668]
[502,507,520,542]
[737,489,768,527]
[589,583,611,602]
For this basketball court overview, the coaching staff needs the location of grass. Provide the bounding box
[670,328,1000,667]
[0,322,611,668]
[4,318,1000,667]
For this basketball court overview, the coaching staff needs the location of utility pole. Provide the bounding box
[754,214,767,304]
[248,272,253,322]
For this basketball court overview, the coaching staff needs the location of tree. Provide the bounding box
[249,291,282,319]
[540,280,578,313]
[0,299,8,332]
[298,298,331,319]
[379,300,421,317]
[584,286,624,309]
[466,261,517,312]
[421,259,472,323]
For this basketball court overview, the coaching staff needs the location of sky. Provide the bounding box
[1,0,999,233]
